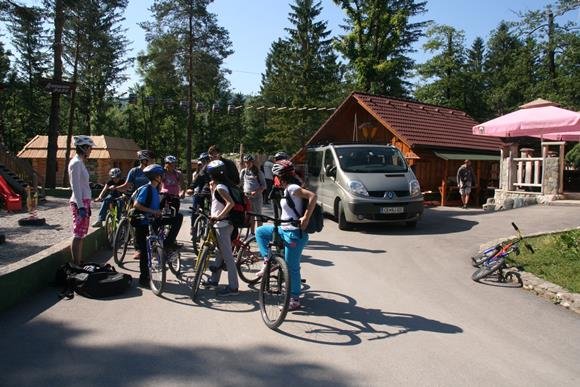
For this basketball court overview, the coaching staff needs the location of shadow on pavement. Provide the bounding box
[305,240,386,254]
[278,290,463,346]
[358,207,480,235]
[0,317,352,387]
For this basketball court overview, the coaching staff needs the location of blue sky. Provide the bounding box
[3,0,577,95]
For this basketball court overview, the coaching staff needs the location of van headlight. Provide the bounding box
[349,180,369,197]
[409,179,421,198]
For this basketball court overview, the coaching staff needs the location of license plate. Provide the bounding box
[380,207,404,214]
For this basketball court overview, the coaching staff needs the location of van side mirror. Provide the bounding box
[325,165,336,177]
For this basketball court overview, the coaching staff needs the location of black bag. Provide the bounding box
[56,262,133,299]
[215,185,251,228]
[284,188,324,233]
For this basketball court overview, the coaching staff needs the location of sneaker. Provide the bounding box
[202,279,219,288]
[92,220,103,228]
[288,297,301,311]
[217,286,239,297]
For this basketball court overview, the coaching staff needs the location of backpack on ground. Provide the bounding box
[215,184,252,228]
[284,188,324,233]
[55,262,133,299]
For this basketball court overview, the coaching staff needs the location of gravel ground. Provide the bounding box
[0,197,100,267]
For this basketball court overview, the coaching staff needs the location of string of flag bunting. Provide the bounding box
[121,94,336,113]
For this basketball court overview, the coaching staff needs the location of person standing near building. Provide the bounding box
[68,135,95,264]
[457,159,476,209]
[262,155,274,204]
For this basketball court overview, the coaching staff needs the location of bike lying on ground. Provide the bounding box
[471,222,534,286]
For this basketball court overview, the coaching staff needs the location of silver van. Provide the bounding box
[305,143,423,229]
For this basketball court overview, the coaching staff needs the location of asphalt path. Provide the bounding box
[1,199,579,386]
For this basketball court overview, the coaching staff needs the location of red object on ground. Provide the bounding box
[0,175,22,211]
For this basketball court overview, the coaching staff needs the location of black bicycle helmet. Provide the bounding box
[272,159,294,176]
[137,150,153,161]
[243,154,255,162]
[274,151,288,161]
[109,168,122,178]
[143,163,164,180]
[198,152,210,162]
[207,160,225,178]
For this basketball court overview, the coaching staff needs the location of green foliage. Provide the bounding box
[259,0,345,154]
[334,0,429,96]
[508,230,580,293]
[565,143,580,168]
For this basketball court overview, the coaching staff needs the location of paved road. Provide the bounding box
[1,201,579,386]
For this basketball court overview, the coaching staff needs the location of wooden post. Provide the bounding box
[441,160,449,206]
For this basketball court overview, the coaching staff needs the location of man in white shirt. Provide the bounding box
[262,155,274,204]
[68,135,95,264]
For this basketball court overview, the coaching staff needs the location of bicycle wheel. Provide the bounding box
[166,248,181,277]
[504,271,523,287]
[236,235,262,285]
[104,212,116,248]
[149,241,166,296]
[471,245,501,267]
[191,245,212,302]
[191,215,208,254]
[471,256,505,282]
[259,255,290,329]
[113,218,130,265]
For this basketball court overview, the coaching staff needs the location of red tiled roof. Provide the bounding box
[353,92,503,151]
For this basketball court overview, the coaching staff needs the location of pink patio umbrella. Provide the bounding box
[473,99,580,138]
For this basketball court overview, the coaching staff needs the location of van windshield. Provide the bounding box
[335,147,408,173]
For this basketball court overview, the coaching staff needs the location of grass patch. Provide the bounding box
[507,229,580,293]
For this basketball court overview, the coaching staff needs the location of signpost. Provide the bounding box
[41,78,75,94]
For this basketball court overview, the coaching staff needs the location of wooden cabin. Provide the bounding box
[294,92,504,206]
[18,135,141,185]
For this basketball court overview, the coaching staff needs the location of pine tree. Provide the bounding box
[414,24,466,109]
[463,37,489,121]
[260,0,344,152]
[334,0,429,96]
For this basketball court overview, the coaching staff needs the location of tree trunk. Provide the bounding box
[547,10,556,83]
[45,0,64,189]
[63,20,81,187]
[185,9,194,185]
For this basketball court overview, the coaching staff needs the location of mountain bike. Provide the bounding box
[135,211,182,296]
[190,219,219,302]
[233,228,261,285]
[104,194,130,248]
[471,222,534,285]
[248,211,297,330]
[113,213,135,266]
[191,205,210,255]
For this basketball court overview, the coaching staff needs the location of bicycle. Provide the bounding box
[190,219,219,302]
[104,194,130,248]
[135,211,182,295]
[113,210,135,266]
[233,227,261,285]
[191,204,210,255]
[471,222,534,285]
[247,211,297,330]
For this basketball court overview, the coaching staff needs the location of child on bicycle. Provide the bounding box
[255,160,317,310]
[133,164,181,288]
[203,159,239,296]
[92,168,126,228]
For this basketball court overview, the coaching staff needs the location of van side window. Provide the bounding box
[324,149,335,171]
[307,150,322,177]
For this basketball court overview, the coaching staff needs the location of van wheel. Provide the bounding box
[337,201,352,231]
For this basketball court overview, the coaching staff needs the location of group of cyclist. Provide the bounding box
[71,137,317,309]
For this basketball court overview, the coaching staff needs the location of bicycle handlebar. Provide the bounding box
[246,211,300,227]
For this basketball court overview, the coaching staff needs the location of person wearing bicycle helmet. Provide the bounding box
[208,144,240,185]
[68,135,96,264]
[202,159,239,296]
[92,167,126,227]
[113,149,153,195]
[160,155,185,211]
[255,159,317,311]
[187,152,212,212]
[132,163,182,287]
[240,154,266,231]
[270,150,303,217]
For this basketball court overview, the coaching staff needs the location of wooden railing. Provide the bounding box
[513,157,543,188]
[0,143,45,196]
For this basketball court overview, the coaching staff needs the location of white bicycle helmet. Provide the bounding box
[164,155,177,164]
[73,135,95,148]
[109,168,122,178]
